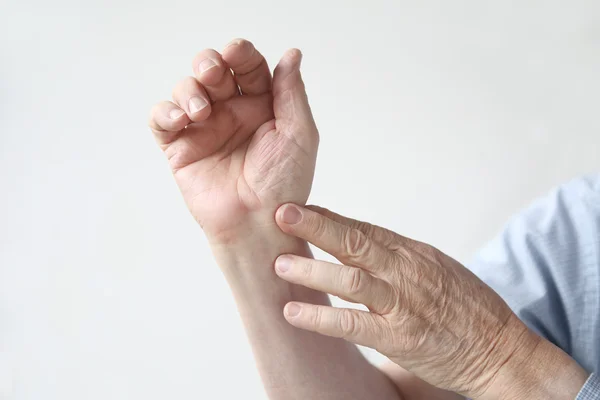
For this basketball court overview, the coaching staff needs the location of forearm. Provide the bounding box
[210,219,401,400]
[481,330,589,400]
[379,334,588,400]
[380,362,465,400]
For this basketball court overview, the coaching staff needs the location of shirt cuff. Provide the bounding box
[576,373,600,400]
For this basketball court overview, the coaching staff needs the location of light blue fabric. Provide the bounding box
[578,374,600,400]
[467,175,600,398]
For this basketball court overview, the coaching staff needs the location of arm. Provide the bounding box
[149,37,405,399]
[214,220,470,400]
[211,218,403,399]
[380,362,465,400]
[268,204,589,400]
[381,344,589,400]
[149,38,477,400]
[223,203,589,400]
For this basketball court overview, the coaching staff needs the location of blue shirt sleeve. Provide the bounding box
[466,175,600,391]
[577,374,600,399]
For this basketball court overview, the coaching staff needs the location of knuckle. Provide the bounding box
[172,76,197,97]
[172,78,184,94]
[149,103,161,117]
[182,76,197,86]
[309,214,328,239]
[344,228,369,259]
[395,249,415,273]
[419,243,440,261]
[412,262,426,284]
[354,221,373,236]
[148,108,160,128]
[150,102,170,124]
[311,306,323,329]
[239,67,265,85]
[165,142,186,170]
[381,229,400,249]
[343,267,365,296]
[300,259,315,280]
[339,311,360,338]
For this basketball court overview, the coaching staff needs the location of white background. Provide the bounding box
[1,0,599,399]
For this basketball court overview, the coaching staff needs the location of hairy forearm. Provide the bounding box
[210,219,401,400]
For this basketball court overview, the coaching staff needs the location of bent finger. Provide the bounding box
[222,38,271,95]
[171,76,212,122]
[148,100,190,145]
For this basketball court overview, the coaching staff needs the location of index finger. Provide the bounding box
[275,204,396,277]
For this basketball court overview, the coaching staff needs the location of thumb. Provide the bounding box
[272,49,318,147]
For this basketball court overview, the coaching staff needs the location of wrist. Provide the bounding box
[204,206,284,245]
[208,208,306,267]
[206,210,328,305]
[210,229,330,322]
[212,226,309,282]
[478,322,588,400]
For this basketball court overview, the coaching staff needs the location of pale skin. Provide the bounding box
[149,38,589,399]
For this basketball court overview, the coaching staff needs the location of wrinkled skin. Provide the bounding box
[272,203,538,397]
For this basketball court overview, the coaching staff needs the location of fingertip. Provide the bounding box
[172,77,213,122]
[192,48,240,101]
[223,37,245,50]
[275,206,290,232]
[223,38,273,95]
[192,50,226,86]
[169,108,186,120]
[273,48,301,80]
[149,101,189,136]
[187,96,211,121]
[162,105,188,127]
[272,48,309,102]
[284,302,302,319]
[222,38,252,60]
[275,204,286,224]
[274,254,293,274]
[282,48,303,69]
[276,204,303,226]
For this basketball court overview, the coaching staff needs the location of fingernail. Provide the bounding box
[285,303,301,317]
[199,59,217,73]
[169,108,185,119]
[189,97,208,114]
[281,205,302,225]
[275,256,292,273]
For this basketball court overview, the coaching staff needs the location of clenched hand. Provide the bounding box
[149,39,318,244]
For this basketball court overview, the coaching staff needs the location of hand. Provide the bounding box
[148,39,318,243]
[271,204,545,398]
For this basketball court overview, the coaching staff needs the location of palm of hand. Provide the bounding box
[150,41,317,240]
